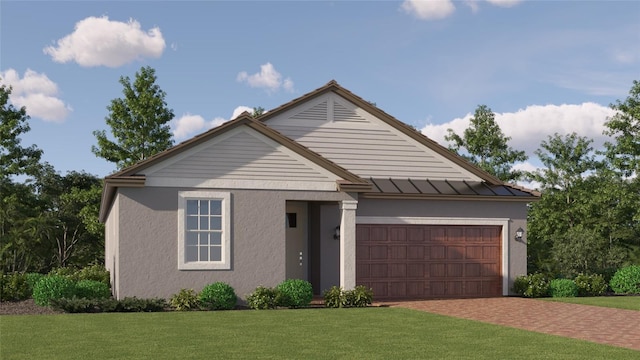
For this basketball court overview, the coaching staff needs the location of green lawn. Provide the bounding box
[542,296,640,310]
[1,307,638,359]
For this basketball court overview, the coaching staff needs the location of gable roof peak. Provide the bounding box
[235,111,253,120]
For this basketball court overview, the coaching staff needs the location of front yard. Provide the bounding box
[2,307,638,359]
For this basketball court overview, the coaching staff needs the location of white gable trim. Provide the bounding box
[356,216,510,296]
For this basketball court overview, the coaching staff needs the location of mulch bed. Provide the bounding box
[0,299,62,316]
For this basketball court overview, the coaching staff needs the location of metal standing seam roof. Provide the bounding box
[366,178,539,198]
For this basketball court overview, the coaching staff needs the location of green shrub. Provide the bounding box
[574,274,607,296]
[246,286,279,310]
[199,282,237,310]
[48,267,77,278]
[75,280,111,299]
[609,265,640,295]
[344,285,374,307]
[512,273,550,298]
[0,273,32,301]
[25,273,45,291]
[50,297,167,313]
[276,279,313,308]
[116,297,167,312]
[50,297,114,313]
[323,286,346,308]
[74,265,110,285]
[549,279,578,298]
[32,275,76,306]
[170,289,200,311]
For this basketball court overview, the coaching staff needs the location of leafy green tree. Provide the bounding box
[33,166,104,269]
[553,225,626,278]
[92,66,174,169]
[0,83,42,179]
[0,82,45,273]
[445,105,527,182]
[251,107,265,118]
[604,80,640,178]
[526,132,637,275]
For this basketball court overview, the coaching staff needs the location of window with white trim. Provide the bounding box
[178,191,231,270]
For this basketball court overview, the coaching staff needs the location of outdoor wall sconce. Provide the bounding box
[515,227,524,242]
[333,226,340,240]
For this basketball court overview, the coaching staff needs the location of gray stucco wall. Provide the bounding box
[357,198,529,294]
[115,186,353,300]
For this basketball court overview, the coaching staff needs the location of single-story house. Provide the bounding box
[99,80,539,301]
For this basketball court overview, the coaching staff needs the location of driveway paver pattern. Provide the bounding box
[384,297,640,351]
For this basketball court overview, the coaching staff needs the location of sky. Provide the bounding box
[1,0,639,185]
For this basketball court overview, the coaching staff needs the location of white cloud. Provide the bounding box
[172,106,255,140]
[237,63,294,93]
[43,16,165,68]
[0,68,71,122]
[402,0,522,20]
[421,102,615,160]
[485,0,522,8]
[401,0,456,20]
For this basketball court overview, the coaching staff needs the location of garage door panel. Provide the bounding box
[406,282,424,297]
[407,263,424,277]
[371,227,388,241]
[390,227,406,242]
[466,246,483,259]
[357,224,502,299]
[371,264,388,278]
[447,281,463,296]
[370,246,387,260]
[407,228,424,242]
[447,263,463,277]
[482,263,500,276]
[430,246,445,259]
[465,281,481,295]
[429,281,445,296]
[430,263,446,277]
[447,246,464,259]
[389,282,407,297]
[407,246,424,259]
[466,263,482,277]
[389,264,406,278]
[357,263,370,278]
[390,246,407,260]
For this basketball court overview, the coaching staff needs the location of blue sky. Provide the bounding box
[1,0,639,182]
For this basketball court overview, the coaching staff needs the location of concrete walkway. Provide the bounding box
[384,297,640,351]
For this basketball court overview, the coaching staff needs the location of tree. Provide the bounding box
[33,166,104,269]
[526,133,637,275]
[445,105,527,182]
[604,80,640,178]
[251,107,265,118]
[92,66,174,169]
[0,82,42,179]
[529,133,597,200]
[0,82,45,272]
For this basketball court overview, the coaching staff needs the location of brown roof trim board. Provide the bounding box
[98,115,371,222]
[256,80,505,186]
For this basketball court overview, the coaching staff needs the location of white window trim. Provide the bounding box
[356,216,510,296]
[178,191,231,270]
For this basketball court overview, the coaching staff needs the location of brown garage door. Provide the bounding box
[356,224,502,299]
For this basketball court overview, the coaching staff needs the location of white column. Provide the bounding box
[339,200,358,290]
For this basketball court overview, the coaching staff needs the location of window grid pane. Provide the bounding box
[185,199,224,264]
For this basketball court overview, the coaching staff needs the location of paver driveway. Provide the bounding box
[385,297,640,351]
